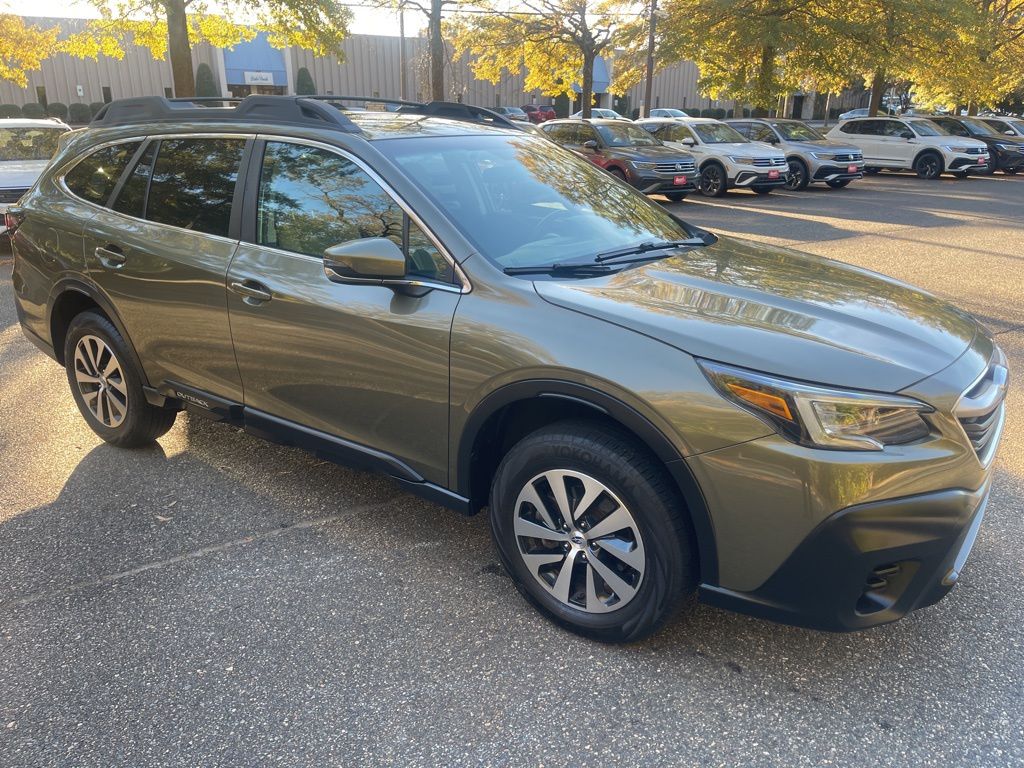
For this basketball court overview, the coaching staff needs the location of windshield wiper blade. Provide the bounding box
[593,238,706,263]
[503,262,614,276]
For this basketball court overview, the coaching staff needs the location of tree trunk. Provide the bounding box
[429,0,444,101]
[756,45,775,110]
[868,69,885,117]
[165,0,195,98]
[581,49,594,119]
[967,101,978,116]
[642,0,657,118]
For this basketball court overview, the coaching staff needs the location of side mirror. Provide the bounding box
[1007,130,1015,135]
[582,139,599,150]
[681,137,696,146]
[324,237,406,284]
[901,131,914,140]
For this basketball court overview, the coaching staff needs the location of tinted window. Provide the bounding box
[65,142,141,206]
[906,120,944,137]
[932,118,968,136]
[595,124,659,147]
[112,142,156,218]
[666,124,696,142]
[728,122,751,138]
[984,119,1011,133]
[543,124,576,144]
[147,138,245,238]
[256,141,452,282]
[692,122,747,144]
[772,122,824,141]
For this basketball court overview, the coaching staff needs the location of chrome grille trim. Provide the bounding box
[955,357,1008,465]
[832,153,863,163]
[751,157,788,168]
[653,160,697,174]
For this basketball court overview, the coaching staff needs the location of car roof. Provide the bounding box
[0,118,70,129]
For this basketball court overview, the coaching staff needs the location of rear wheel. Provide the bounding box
[699,164,727,197]
[914,151,943,179]
[1003,167,1019,175]
[489,421,696,643]
[751,185,774,195]
[663,190,688,202]
[784,158,809,190]
[64,311,177,447]
[826,179,852,189]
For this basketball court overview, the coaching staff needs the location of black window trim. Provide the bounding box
[241,134,469,295]
[57,132,254,245]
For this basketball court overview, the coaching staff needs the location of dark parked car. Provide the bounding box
[927,115,1024,175]
[541,118,699,201]
[10,95,1006,642]
[521,104,556,123]
[494,106,530,122]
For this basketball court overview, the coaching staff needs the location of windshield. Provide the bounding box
[908,120,945,137]
[384,134,694,269]
[772,122,824,141]
[595,123,660,147]
[692,122,747,144]
[0,127,67,161]
[659,109,687,117]
[1008,119,1024,135]
[960,117,1000,137]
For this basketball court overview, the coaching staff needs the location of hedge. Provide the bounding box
[0,104,22,118]
[46,102,68,121]
[68,102,92,124]
[21,102,46,118]
[195,63,220,97]
[295,67,316,96]
[89,102,106,117]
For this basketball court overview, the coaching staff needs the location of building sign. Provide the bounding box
[243,71,274,86]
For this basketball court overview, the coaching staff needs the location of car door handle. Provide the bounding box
[230,280,273,303]
[95,245,126,268]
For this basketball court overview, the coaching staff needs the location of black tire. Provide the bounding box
[699,163,727,197]
[826,179,852,188]
[489,420,696,643]
[663,190,688,202]
[750,185,773,195]
[1004,167,1019,175]
[914,151,943,179]
[784,158,810,190]
[609,167,628,182]
[951,171,968,179]
[64,310,177,447]
[864,167,881,175]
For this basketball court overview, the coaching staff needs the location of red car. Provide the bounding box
[521,105,556,123]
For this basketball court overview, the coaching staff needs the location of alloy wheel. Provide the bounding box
[73,334,128,428]
[700,166,722,196]
[917,155,941,179]
[513,469,645,613]
[785,160,806,190]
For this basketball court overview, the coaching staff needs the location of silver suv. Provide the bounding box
[728,118,865,190]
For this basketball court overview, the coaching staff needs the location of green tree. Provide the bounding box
[296,66,316,95]
[63,1,352,98]
[195,62,220,97]
[447,0,622,118]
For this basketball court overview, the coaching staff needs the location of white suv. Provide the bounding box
[636,117,788,196]
[0,118,71,234]
[825,116,989,179]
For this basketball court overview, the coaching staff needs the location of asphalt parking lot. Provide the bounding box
[1,171,1022,767]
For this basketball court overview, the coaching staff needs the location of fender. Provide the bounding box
[46,276,152,389]
[456,379,719,584]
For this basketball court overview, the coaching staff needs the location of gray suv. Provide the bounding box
[10,96,1007,641]
[728,118,865,190]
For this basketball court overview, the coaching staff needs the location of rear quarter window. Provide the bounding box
[64,141,142,206]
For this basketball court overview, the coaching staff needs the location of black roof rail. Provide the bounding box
[90,95,364,134]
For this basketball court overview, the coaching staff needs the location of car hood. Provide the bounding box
[0,159,50,189]
[699,141,782,157]
[534,235,979,392]
[784,139,861,152]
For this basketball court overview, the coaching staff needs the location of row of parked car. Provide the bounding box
[521,110,1024,201]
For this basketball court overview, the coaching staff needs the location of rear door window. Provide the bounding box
[750,124,777,143]
[111,142,157,219]
[64,142,142,206]
[146,137,246,238]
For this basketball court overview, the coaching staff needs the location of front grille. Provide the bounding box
[833,152,863,163]
[751,157,788,168]
[0,187,29,204]
[964,147,987,155]
[956,360,1008,462]
[654,160,697,174]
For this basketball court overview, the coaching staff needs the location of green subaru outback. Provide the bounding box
[9,96,1007,641]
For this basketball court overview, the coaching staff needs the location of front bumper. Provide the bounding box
[635,171,701,194]
[700,483,991,631]
[994,151,1024,171]
[732,169,787,188]
[811,162,865,183]
[947,153,990,173]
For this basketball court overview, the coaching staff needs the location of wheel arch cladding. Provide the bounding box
[914,148,944,170]
[457,380,719,584]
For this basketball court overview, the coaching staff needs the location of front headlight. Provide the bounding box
[632,161,658,170]
[811,152,836,160]
[996,143,1020,152]
[700,361,933,450]
[728,155,756,164]
[942,145,975,153]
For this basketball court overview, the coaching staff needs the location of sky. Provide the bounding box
[1,1,410,37]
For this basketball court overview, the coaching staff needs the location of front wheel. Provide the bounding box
[663,190,688,202]
[785,158,809,190]
[489,421,696,643]
[64,310,177,447]
[1003,167,1019,175]
[914,152,943,179]
[826,179,852,189]
[699,164,727,197]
